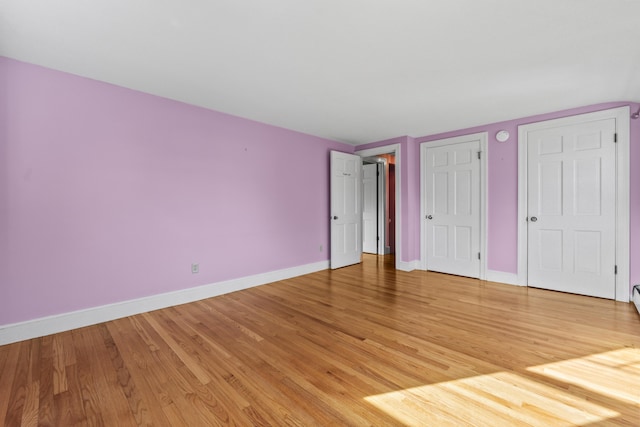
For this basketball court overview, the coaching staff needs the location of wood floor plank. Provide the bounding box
[52,335,68,396]
[0,342,21,426]
[72,327,115,426]
[37,336,57,427]
[106,318,179,426]
[141,312,213,386]
[98,324,155,426]
[1,254,639,426]
[55,363,90,427]
[4,341,30,427]
[19,381,39,427]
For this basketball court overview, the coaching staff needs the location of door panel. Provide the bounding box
[455,170,472,215]
[538,229,563,271]
[432,226,448,258]
[434,172,448,214]
[539,161,563,215]
[424,140,481,278]
[574,231,600,274]
[527,119,616,298]
[330,151,362,269]
[454,226,472,261]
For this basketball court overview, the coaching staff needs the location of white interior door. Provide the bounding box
[362,164,378,254]
[331,151,362,269]
[423,140,481,278]
[527,119,616,298]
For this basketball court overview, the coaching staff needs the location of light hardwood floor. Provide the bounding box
[1,254,639,426]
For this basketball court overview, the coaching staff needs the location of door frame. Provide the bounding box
[419,132,488,279]
[516,106,630,302]
[356,144,402,269]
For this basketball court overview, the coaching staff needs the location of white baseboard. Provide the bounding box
[0,260,329,346]
[485,270,524,286]
[397,260,419,272]
[633,286,640,315]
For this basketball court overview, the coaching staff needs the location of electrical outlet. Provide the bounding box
[191,263,199,274]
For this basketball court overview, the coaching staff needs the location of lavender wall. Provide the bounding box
[2,58,637,329]
[0,57,352,326]
[360,102,640,292]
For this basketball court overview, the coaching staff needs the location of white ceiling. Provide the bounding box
[2,1,639,145]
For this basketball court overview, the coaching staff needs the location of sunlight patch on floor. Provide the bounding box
[526,347,640,405]
[364,350,638,426]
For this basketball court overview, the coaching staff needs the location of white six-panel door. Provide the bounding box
[422,139,482,278]
[526,119,617,298]
[330,151,362,269]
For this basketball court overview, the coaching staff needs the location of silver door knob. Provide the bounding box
[530,216,537,222]
[426,215,433,220]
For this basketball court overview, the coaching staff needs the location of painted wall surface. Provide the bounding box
[360,102,640,292]
[0,57,352,326]
[3,57,638,329]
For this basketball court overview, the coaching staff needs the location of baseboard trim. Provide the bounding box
[633,286,640,315]
[0,260,329,346]
[397,260,419,272]
[485,270,523,286]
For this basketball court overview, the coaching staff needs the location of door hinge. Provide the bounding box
[478,252,481,260]
[615,265,618,275]
[614,133,618,143]
[477,151,481,160]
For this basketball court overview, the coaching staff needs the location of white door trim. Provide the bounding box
[419,132,488,280]
[356,144,402,270]
[517,106,630,302]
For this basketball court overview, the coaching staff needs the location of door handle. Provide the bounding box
[333,215,338,220]
[530,216,537,222]
[426,215,433,220]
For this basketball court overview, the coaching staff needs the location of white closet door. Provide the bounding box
[527,119,616,298]
[424,140,481,278]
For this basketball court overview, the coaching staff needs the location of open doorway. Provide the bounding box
[356,144,401,269]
